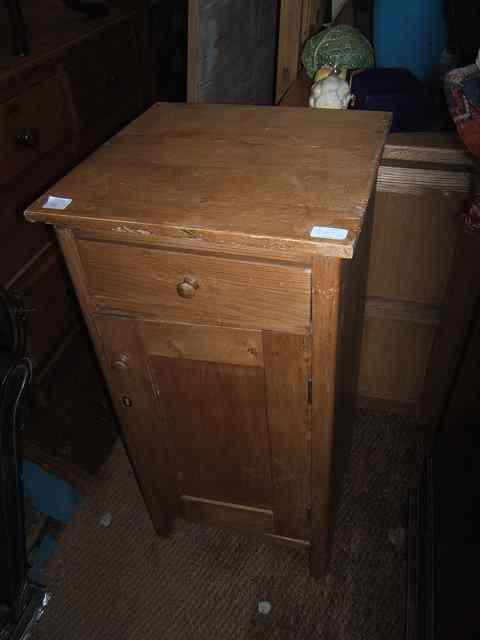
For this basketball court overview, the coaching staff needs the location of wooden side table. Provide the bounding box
[25,102,390,576]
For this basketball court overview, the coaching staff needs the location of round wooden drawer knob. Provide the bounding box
[177,276,199,299]
[16,127,40,149]
[112,353,129,372]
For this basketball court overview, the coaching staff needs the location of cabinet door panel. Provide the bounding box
[96,314,310,539]
[149,355,272,508]
[95,314,179,535]
[138,321,263,367]
[263,332,311,540]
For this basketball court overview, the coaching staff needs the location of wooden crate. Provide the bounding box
[359,136,475,414]
[279,74,478,416]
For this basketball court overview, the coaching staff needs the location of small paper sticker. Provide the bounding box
[43,196,72,210]
[310,226,348,240]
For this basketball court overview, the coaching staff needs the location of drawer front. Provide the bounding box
[67,20,140,132]
[0,75,72,186]
[12,248,79,369]
[79,240,311,334]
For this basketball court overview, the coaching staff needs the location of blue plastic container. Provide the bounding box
[373,0,447,81]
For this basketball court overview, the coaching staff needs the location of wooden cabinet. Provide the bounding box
[360,136,475,415]
[0,74,72,186]
[279,72,479,419]
[12,246,79,371]
[25,103,390,576]
[1,3,144,381]
[97,314,311,538]
[66,18,142,156]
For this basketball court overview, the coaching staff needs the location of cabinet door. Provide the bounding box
[96,315,311,542]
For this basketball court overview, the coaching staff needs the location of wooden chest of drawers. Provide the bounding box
[1,4,144,382]
[25,103,390,576]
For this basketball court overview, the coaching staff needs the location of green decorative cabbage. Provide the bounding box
[302,25,375,79]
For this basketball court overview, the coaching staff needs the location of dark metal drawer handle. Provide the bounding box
[15,127,39,149]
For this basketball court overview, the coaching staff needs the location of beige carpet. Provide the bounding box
[30,413,426,640]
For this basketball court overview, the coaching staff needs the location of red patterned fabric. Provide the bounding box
[445,63,480,233]
[445,64,480,159]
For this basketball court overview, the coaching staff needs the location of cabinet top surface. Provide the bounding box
[25,102,391,259]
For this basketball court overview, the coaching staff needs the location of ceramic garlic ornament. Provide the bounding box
[309,75,352,110]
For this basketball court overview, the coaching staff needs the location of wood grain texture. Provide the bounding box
[309,200,373,575]
[277,70,480,418]
[310,256,342,576]
[56,229,177,535]
[138,321,264,367]
[383,133,476,166]
[95,315,180,533]
[25,103,391,260]
[182,495,274,533]
[0,74,72,185]
[78,239,312,334]
[32,102,386,577]
[301,1,328,44]
[276,0,303,103]
[328,194,374,548]
[72,226,318,265]
[263,332,311,541]
[36,218,358,262]
[278,75,472,167]
[280,0,327,98]
[1,6,143,389]
[359,315,436,405]
[377,163,472,196]
[366,190,461,305]
[300,0,314,47]
[149,356,273,508]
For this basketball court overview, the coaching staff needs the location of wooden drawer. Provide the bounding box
[67,20,140,133]
[78,239,312,334]
[11,247,79,369]
[0,75,72,186]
